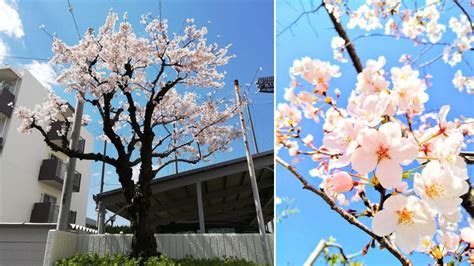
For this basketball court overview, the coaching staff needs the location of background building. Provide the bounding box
[97,151,274,234]
[0,66,93,226]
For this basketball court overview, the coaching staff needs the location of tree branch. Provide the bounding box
[119,62,144,139]
[323,2,364,73]
[102,92,127,158]
[452,0,473,32]
[277,3,324,38]
[32,123,117,166]
[276,157,413,266]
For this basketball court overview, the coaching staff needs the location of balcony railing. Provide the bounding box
[38,157,81,192]
[0,86,14,118]
[30,202,59,223]
[30,202,77,224]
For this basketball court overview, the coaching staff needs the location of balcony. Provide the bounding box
[46,121,65,146]
[38,157,81,192]
[47,121,86,152]
[0,86,14,118]
[30,202,76,224]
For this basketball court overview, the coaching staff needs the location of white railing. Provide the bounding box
[43,230,274,266]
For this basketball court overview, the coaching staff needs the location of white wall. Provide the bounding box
[0,68,93,226]
[0,223,56,266]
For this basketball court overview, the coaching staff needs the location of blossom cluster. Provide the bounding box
[15,12,241,169]
[15,93,70,135]
[324,0,473,93]
[277,56,474,260]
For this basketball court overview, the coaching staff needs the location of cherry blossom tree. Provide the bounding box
[15,12,241,257]
[277,1,473,265]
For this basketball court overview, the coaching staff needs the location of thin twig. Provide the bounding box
[276,157,413,266]
[277,3,324,38]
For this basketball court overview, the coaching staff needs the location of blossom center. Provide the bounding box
[397,208,415,225]
[343,135,352,145]
[444,154,457,165]
[425,183,445,199]
[376,145,391,160]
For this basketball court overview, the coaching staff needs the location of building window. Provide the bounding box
[42,193,57,205]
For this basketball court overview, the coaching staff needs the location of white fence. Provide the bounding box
[43,230,274,265]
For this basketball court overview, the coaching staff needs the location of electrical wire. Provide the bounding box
[4,55,50,61]
[66,0,81,40]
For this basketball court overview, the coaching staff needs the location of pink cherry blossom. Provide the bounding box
[325,171,354,193]
[351,122,418,189]
[290,57,340,95]
[391,65,429,115]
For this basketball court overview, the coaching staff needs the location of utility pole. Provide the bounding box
[304,240,326,266]
[57,92,84,231]
[173,123,178,174]
[246,103,259,154]
[234,80,272,264]
[96,140,107,233]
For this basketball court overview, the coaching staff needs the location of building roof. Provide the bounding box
[0,66,22,81]
[96,151,274,233]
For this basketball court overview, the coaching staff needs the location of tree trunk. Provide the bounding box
[130,132,159,259]
[116,163,159,259]
[129,195,158,258]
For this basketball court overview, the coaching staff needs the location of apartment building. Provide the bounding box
[0,66,93,226]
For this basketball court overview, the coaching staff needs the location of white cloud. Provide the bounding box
[0,39,7,63]
[24,60,57,90]
[0,0,24,38]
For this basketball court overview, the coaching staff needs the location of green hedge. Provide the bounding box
[55,253,262,266]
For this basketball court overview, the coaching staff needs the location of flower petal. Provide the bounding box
[351,147,377,174]
[384,194,408,211]
[372,210,398,236]
[395,226,420,253]
[376,159,403,189]
[392,138,419,165]
[379,122,402,143]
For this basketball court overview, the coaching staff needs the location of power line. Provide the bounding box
[4,55,50,61]
[66,0,81,40]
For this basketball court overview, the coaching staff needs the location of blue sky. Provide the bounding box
[1,0,273,225]
[276,0,473,265]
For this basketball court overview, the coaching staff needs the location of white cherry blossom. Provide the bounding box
[414,161,468,214]
[372,195,436,253]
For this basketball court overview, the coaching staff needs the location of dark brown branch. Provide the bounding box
[461,152,474,217]
[32,123,117,166]
[276,157,413,266]
[323,3,364,73]
[127,134,140,157]
[452,0,473,32]
[152,140,193,158]
[102,92,127,158]
[120,62,144,139]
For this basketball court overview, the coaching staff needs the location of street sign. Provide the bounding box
[256,76,274,93]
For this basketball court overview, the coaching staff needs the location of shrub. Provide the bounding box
[55,253,263,266]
